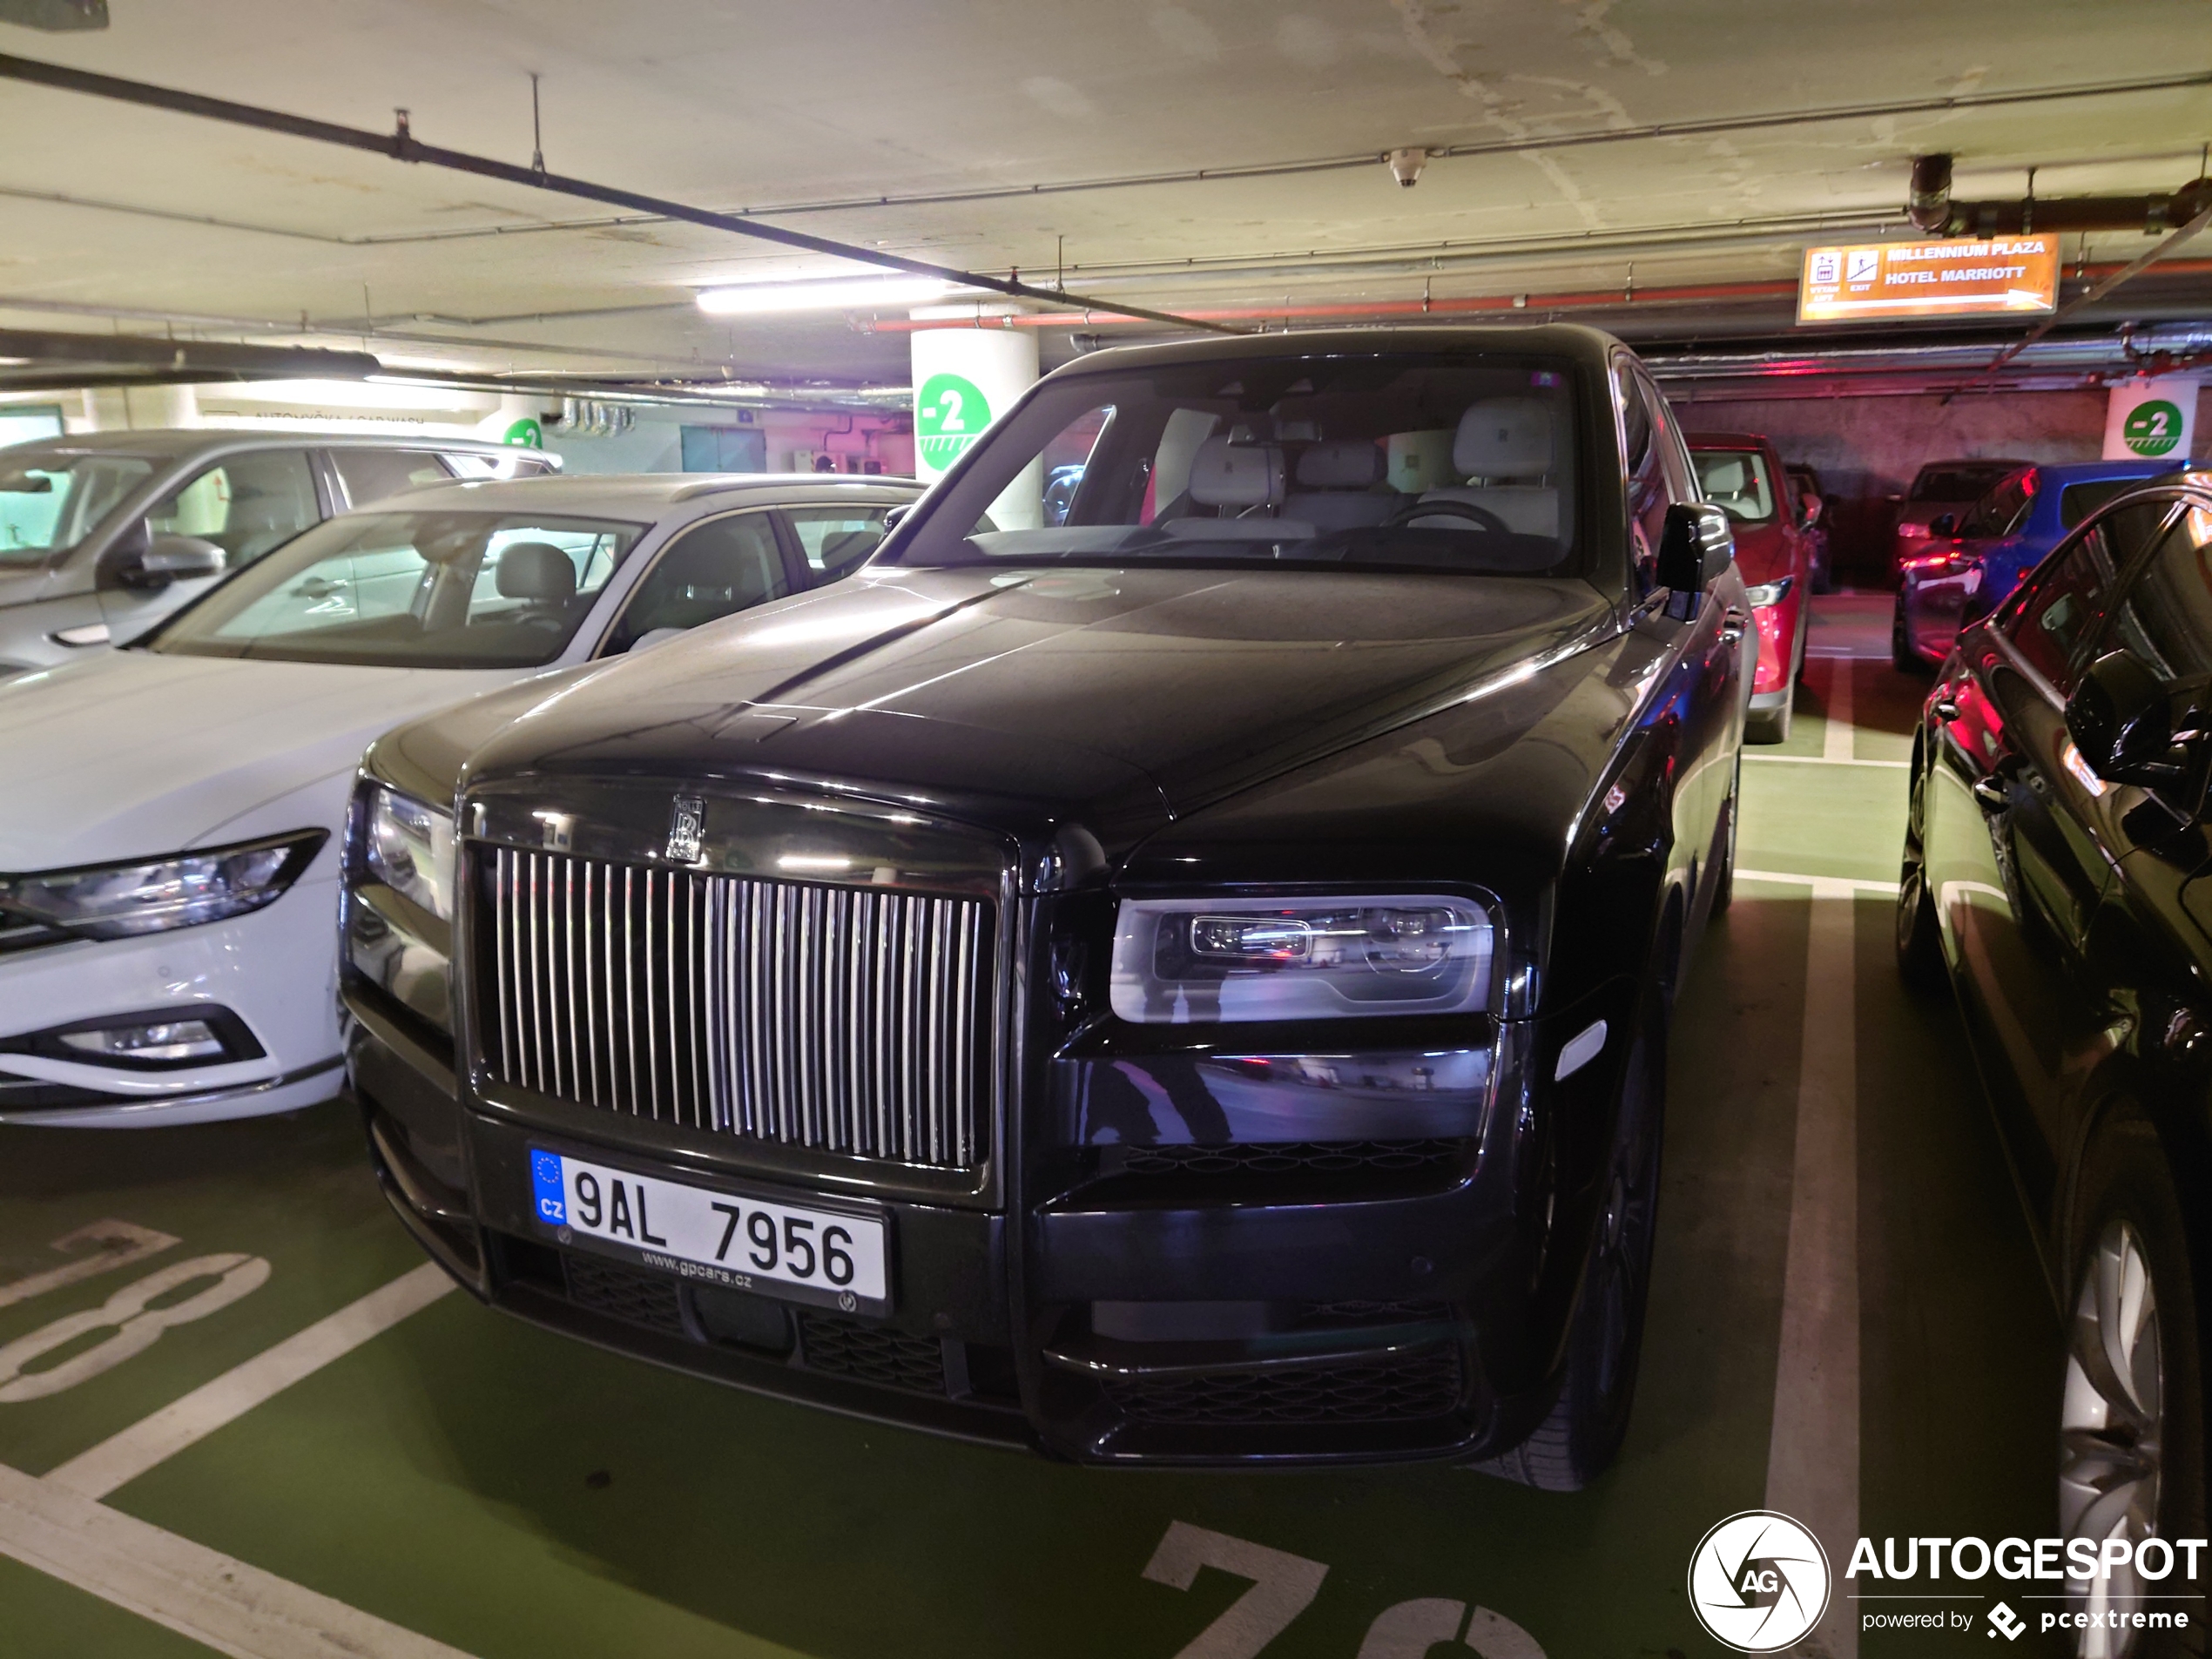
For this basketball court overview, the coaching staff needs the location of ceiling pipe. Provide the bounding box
[1906,152,2212,237]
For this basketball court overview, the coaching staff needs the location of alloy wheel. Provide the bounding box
[2058,1219,2165,1658]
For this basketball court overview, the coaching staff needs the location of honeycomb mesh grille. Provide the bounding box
[563,1253,686,1337]
[799,1313,947,1395]
[1105,1347,1463,1426]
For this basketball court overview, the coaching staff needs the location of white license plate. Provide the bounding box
[529,1149,889,1313]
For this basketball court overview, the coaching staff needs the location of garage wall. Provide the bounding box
[1667,384,2209,584]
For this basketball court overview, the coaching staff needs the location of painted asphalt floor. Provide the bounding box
[0,595,2067,1658]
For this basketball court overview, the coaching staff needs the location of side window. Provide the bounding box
[785,506,891,582]
[604,512,789,653]
[331,449,450,509]
[1636,371,1699,504]
[1611,360,1667,584]
[1999,502,2171,692]
[2097,508,2212,689]
[147,449,320,566]
[1963,472,2030,539]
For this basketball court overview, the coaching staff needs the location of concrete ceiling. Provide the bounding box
[1,0,2209,394]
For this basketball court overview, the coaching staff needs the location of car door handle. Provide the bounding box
[1933,698,1961,722]
[1972,776,2008,812]
[1721,607,1747,644]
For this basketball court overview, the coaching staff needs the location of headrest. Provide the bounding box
[1295,441,1385,489]
[495,541,577,602]
[1453,398,1554,480]
[1188,436,1285,509]
[1702,455,1756,496]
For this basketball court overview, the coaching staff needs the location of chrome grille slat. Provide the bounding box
[482,850,990,1171]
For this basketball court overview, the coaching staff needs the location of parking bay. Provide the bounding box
[0,597,2064,1659]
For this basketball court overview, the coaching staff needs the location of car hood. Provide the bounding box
[456,564,1618,855]
[0,650,530,870]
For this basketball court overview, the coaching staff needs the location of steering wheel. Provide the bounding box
[1387,498,1513,536]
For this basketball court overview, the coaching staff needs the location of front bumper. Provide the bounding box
[351,971,1639,1467]
[0,874,346,1126]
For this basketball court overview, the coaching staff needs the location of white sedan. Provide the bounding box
[0,472,919,1126]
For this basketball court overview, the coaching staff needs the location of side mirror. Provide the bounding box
[1928,512,1958,537]
[1799,495,1824,528]
[626,627,687,653]
[881,502,912,531]
[1657,502,1735,619]
[143,534,226,581]
[2065,651,2194,789]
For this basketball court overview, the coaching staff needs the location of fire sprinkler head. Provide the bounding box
[1387,147,1430,189]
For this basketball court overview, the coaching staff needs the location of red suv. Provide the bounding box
[1689,432,1816,741]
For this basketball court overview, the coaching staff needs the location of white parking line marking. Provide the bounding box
[1823,659,1855,763]
[0,1221,179,1312]
[46,1262,454,1501]
[1745,754,1910,770]
[1764,877,1863,1658]
[0,1460,475,1659]
[1739,869,1901,896]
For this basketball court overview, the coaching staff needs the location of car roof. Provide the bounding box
[2033,458,2190,485]
[1049,323,1622,379]
[0,427,532,461]
[356,471,925,517]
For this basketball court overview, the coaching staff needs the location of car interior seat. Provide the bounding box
[1282,441,1394,535]
[1407,399,1560,537]
[491,541,579,623]
[1164,436,1315,541]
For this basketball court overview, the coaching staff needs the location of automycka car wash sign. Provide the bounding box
[1797,233,2060,323]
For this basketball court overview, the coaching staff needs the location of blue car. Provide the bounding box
[1892,457,2186,669]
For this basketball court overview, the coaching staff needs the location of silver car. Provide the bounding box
[0,430,558,674]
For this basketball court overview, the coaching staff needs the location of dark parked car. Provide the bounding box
[0,430,557,673]
[1889,456,2031,577]
[346,326,1750,1477]
[1689,432,1816,741]
[1896,472,2212,1635]
[1892,459,2186,671]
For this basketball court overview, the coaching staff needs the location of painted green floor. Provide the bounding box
[0,600,2067,1659]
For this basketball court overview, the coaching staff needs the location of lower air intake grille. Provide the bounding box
[1105,1347,1463,1426]
[1117,1140,1465,1178]
[482,848,992,1170]
[798,1313,947,1395]
[563,1253,686,1337]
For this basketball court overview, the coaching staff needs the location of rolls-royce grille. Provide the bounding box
[482,848,992,1169]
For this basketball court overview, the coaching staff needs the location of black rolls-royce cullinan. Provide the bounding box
[343,326,1750,1477]
[1896,472,2212,1631]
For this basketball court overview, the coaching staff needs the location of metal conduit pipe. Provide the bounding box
[1905,153,2212,238]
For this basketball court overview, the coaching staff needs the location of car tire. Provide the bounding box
[1895,765,1946,991]
[1711,756,1740,914]
[1483,987,1667,1492]
[2059,1116,2207,1658]
[1892,597,1924,674]
[1747,682,1792,744]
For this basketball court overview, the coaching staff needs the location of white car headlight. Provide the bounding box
[362,786,455,921]
[1109,894,1494,1024]
[0,832,326,940]
[1743,575,1795,607]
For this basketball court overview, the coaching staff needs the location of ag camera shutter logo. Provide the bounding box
[1688,1510,1831,1652]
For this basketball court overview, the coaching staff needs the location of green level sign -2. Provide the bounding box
[2122,398,2185,457]
[917,373,990,470]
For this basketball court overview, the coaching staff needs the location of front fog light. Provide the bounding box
[59,1020,227,1062]
[1111,894,1494,1024]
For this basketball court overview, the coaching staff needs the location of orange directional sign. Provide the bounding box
[1797,234,2060,324]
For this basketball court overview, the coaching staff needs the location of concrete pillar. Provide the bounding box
[118,384,199,430]
[475,394,553,448]
[2102,373,2200,462]
[910,322,1040,529]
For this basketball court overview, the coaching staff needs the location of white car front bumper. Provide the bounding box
[0,872,346,1127]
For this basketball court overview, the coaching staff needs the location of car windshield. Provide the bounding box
[1692,448,1777,525]
[883,352,1588,577]
[149,509,646,669]
[1912,463,2015,502]
[0,452,156,564]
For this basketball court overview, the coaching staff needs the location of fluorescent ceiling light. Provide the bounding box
[695,275,958,315]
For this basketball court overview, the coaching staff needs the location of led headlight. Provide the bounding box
[1743,575,1795,607]
[361,786,455,921]
[0,832,326,940]
[1109,894,1493,1024]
